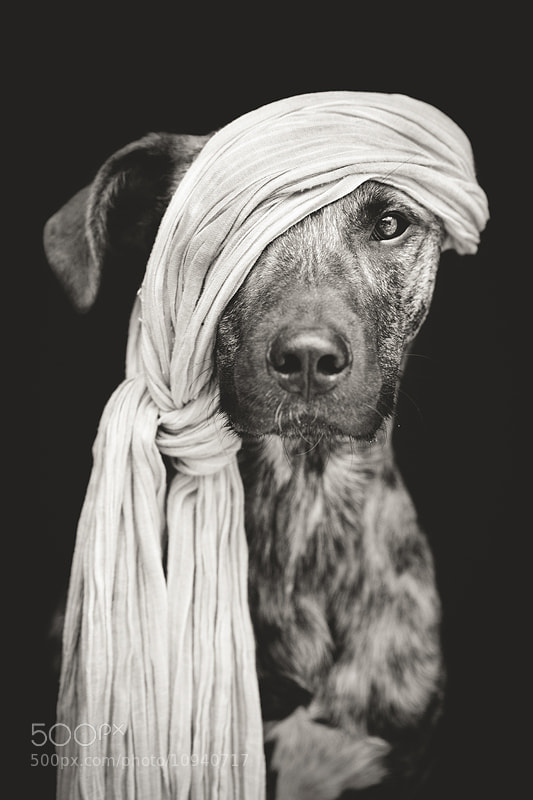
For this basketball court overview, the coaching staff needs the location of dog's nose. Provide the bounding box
[267,327,351,399]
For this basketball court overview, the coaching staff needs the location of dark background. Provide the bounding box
[25,7,521,798]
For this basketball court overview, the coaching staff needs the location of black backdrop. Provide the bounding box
[27,8,521,799]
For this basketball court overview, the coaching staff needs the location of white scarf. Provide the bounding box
[57,91,489,799]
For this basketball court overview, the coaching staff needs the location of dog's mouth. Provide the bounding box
[230,407,388,448]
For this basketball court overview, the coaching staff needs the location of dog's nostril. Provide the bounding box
[317,353,345,375]
[274,352,302,375]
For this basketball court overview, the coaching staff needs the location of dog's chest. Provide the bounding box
[237,437,381,688]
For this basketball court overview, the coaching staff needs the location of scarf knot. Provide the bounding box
[156,395,241,477]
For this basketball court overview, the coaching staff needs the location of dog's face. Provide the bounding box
[216,180,444,442]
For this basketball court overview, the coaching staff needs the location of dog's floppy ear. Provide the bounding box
[43,132,212,312]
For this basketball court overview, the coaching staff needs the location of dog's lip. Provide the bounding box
[232,416,347,439]
[224,401,388,445]
[236,417,386,446]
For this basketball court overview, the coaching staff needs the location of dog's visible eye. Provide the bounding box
[372,213,410,241]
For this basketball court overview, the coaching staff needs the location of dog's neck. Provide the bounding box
[238,421,396,601]
[238,419,394,491]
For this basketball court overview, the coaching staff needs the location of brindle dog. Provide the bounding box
[44,132,446,799]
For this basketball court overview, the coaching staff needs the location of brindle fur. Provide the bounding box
[44,132,448,799]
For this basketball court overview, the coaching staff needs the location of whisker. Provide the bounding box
[294,429,325,456]
[403,352,433,362]
[205,391,220,420]
[379,155,417,183]
[281,433,295,468]
[274,399,285,434]
[395,387,426,425]
[188,361,217,395]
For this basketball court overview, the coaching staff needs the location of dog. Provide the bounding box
[44,131,446,799]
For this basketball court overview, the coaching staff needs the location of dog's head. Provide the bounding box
[44,132,445,443]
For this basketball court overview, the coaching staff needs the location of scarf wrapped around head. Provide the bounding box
[57,91,489,799]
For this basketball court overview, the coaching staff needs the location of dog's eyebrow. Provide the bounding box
[347,184,430,229]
